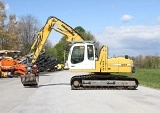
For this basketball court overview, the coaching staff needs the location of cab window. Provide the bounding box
[87,45,94,60]
[71,46,84,64]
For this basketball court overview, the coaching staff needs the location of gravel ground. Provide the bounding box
[0,70,160,113]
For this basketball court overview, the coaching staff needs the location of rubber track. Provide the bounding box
[70,74,139,90]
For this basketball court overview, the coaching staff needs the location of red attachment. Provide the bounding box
[32,65,38,74]
[14,63,27,75]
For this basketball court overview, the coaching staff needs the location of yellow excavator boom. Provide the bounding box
[31,16,84,63]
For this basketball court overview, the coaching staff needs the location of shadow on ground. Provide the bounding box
[38,83,70,87]
[39,74,51,76]
[23,83,70,88]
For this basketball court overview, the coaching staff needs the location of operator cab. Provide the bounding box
[68,43,96,70]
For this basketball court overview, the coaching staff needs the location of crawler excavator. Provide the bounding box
[19,16,138,89]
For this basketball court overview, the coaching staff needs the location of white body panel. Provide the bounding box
[68,43,95,70]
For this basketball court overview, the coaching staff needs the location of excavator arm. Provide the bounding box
[31,16,84,63]
[21,16,84,86]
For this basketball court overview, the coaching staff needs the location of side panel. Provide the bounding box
[107,57,134,73]
[118,57,133,73]
[107,58,119,72]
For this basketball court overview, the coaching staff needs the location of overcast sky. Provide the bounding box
[2,0,160,57]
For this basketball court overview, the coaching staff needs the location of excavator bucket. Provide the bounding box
[21,73,39,86]
[17,64,39,87]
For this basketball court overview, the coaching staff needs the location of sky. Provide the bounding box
[2,0,160,57]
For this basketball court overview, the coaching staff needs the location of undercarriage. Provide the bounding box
[71,74,138,90]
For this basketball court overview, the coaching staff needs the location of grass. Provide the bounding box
[124,68,160,89]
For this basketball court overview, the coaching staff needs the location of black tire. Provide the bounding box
[71,79,81,88]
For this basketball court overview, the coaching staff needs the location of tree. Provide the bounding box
[0,1,19,50]
[153,55,160,68]
[46,36,67,63]
[0,1,6,28]
[17,15,40,55]
[74,26,95,41]
[134,55,144,68]
[0,1,7,49]
[74,26,85,34]
[134,55,160,69]
[0,1,54,57]
[6,14,20,50]
[82,31,95,41]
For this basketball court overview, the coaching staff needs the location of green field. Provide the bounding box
[125,68,160,89]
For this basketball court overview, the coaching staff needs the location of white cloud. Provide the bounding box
[95,25,160,56]
[5,4,10,10]
[121,15,133,22]
[157,16,160,24]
